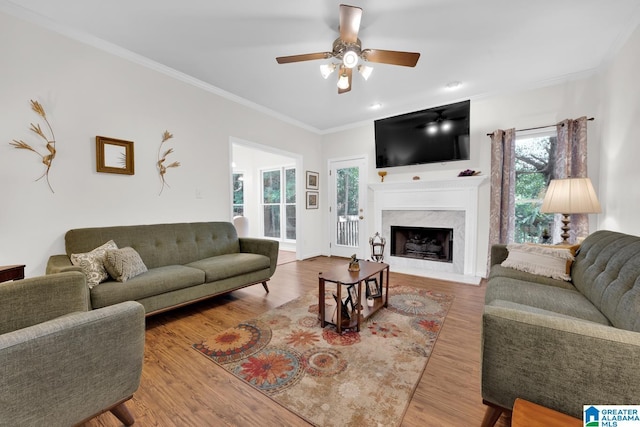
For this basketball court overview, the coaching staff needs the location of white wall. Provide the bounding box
[0,11,322,276]
[2,9,638,279]
[231,142,297,243]
[322,77,604,276]
[599,23,640,235]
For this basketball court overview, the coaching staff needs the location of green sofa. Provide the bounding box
[0,271,145,426]
[481,230,640,426]
[46,222,279,315]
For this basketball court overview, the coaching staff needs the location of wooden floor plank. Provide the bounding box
[80,257,510,427]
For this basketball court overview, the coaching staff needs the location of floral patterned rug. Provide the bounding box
[193,285,453,427]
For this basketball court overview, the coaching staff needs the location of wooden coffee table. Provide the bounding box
[318,260,389,334]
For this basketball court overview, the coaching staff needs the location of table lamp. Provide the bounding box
[540,177,602,244]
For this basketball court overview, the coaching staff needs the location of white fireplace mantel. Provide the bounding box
[368,175,487,284]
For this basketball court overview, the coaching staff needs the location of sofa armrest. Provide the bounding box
[46,254,82,275]
[239,237,279,277]
[482,304,640,418]
[0,271,89,335]
[490,244,509,266]
[0,301,145,426]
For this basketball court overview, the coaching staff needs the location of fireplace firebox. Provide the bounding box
[390,226,453,263]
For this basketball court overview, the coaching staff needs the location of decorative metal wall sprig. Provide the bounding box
[157,130,180,195]
[10,100,57,193]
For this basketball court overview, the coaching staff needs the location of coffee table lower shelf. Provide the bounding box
[319,294,387,331]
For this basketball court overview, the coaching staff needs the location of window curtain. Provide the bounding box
[554,116,589,242]
[488,128,516,247]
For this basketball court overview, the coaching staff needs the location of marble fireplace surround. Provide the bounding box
[369,176,486,285]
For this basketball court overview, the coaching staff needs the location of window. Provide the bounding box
[514,130,557,243]
[262,167,296,241]
[232,173,244,216]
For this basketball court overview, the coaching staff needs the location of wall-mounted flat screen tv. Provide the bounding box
[375,100,470,168]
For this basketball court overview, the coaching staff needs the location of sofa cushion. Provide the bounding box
[90,265,205,309]
[485,276,611,325]
[186,253,270,282]
[572,230,640,332]
[501,243,574,281]
[487,300,610,325]
[104,247,148,282]
[70,240,118,289]
[65,222,241,270]
[489,264,576,290]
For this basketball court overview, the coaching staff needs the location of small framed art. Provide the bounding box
[347,284,359,311]
[306,170,319,190]
[366,278,382,298]
[96,136,134,175]
[306,191,319,209]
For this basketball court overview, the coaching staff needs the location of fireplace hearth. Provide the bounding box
[390,226,453,263]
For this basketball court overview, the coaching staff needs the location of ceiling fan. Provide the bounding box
[276,4,420,94]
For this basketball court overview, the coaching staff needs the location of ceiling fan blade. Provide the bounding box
[276,52,332,64]
[362,49,420,67]
[339,4,362,43]
[338,67,352,94]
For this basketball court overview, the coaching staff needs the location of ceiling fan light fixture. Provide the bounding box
[320,63,337,79]
[343,49,359,68]
[337,72,350,89]
[358,64,373,80]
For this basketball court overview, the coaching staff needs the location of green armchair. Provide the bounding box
[0,272,145,426]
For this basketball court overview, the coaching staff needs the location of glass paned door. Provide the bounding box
[232,172,244,216]
[262,169,281,238]
[262,167,296,241]
[285,168,296,240]
[329,158,367,258]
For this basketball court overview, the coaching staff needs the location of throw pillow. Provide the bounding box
[529,243,581,257]
[104,247,148,282]
[70,240,118,288]
[501,243,575,281]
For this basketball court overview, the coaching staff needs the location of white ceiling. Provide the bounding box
[4,0,640,133]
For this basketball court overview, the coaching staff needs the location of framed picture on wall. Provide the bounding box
[306,191,319,209]
[306,170,319,190]
[96,136,135,175]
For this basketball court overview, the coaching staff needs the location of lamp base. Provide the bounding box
[559,213,571,244]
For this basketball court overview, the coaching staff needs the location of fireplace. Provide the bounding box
[391,226,453,263]
[369,176,486,284]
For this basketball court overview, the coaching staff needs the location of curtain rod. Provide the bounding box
[486,117,595,136]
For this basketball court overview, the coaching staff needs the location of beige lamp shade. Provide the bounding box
[540,177,602,214]
[540,177,601,244]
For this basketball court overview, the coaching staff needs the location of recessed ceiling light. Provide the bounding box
[445,81,462,90]
[370,103,382,109]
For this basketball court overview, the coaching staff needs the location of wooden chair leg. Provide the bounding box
[110,401,135,426]
[262,281,269,293]
[481,402,504,427]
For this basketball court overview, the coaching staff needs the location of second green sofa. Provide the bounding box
[46,221,279,315]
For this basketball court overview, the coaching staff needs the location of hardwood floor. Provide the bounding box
[277,249,297,265]
[82,257,510,427]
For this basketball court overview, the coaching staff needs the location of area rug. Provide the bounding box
[193,285,453,427]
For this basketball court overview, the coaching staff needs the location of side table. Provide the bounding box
[511,398,581,427]
[318,260,389,334]
[0,265,26,283]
